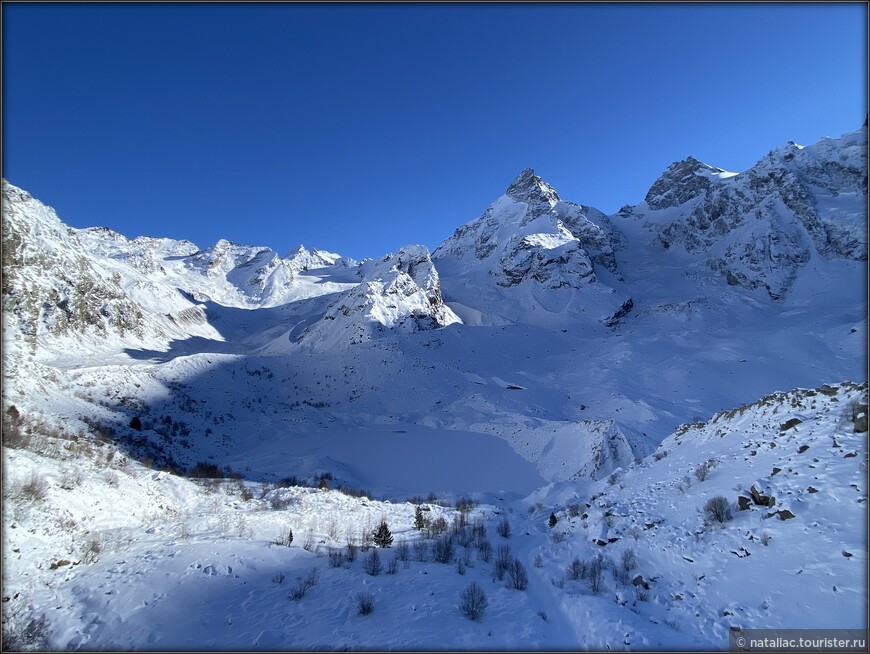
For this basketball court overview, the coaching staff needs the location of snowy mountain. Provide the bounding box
[622,125,867,300]
[1,124,866,650]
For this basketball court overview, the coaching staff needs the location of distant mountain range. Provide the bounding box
[1,124,866,483]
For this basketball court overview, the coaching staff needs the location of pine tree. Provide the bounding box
[414,505,425,530]
[548,512,558,528]
[373,519,393,548]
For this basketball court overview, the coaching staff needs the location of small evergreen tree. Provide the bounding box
[373,519,393,548]
[414,505,425,530]
[548,512,558,528]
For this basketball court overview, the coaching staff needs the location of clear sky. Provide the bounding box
[3,2,867,261]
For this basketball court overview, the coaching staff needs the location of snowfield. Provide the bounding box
[1,124,866,650]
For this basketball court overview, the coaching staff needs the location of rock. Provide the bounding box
[843,550,853,558]
[749,484,775,507]
[844,451,858,458]
[807,486,819,494]
[737,496,753,511]
[780,418,803,432]
[632,575,651,590]
[49,559,71,570]
[798,444,810,453]
[771,467,782,476]
[772,509,796,520]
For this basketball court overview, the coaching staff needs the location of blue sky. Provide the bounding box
[3,2,866,261]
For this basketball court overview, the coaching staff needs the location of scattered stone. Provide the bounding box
[807,486,818,494]
[798,444,810,454]
[771,467,782,476]
[819,385,838,396]
[683,556,694,563]
[632,575,651,589]
[780,418,803,432]
[772,509,796,520]
[749,484,775,507]
[844,452,858,458]
[49,559,71,570]
[842,550,853,558]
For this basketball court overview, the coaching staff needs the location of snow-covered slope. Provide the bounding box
[2,381,865,650]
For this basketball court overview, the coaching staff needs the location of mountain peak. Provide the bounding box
[506,168,561,207]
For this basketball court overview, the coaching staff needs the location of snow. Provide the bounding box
[1,123,866,649]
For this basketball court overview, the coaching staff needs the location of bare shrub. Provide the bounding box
[328,548,344,568]
[506,558,528,590]
[346,541,358,562]
[1,613,50,651]
[703,496,733,525]
[694,462,710,482]
[432,535,454,564]
[567,503,581,518]
[274,527,294,547]
[588,556,604,594]
[413,540,428,562]
[387,556,398,575]
[58,466,84,491]
[493,544,512,581]
[459,581,488,621]
[356,591,375,615]
[621,548,637,574]
[396,540,410,562]
[534,554,544,568]
[566,558,586,581]
[21,473,48,502]
[82,534,103,564]
[363,549,382,576]
[477,539,492,563]
[272,572,286,584]
[288,568,319,600]
[104,470,120,487]
[551,531,566,544]
[302,529,316,552]
[496,516,511,538]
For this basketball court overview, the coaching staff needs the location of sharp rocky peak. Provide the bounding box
[506,168,561,207]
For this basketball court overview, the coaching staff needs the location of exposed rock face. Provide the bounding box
[626,126,867,300]
[296,245,461,350]
[434,168,621,288]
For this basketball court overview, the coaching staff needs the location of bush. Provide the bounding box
[387,556,398,575]
[189,461,223,479]
[548,513,558,528]
[459,582,488,621]
[506,558,528,590]
[704,496,733,524]
[396,540,410,562]
[21,473,48,502]
[275,527,294,547]
[288,568,319,600]
[414,505,426,530]
[413,540,428,562]
[588,556,604,594]
[345,541,358,562]
[566,558,586,581]
[363,549,382,576]
[477,539,492,563]
[328,548,344,568]
[493,544,512,580]
[432,535,454,564]
[1,613,50,652]
[356,592,375,615]
[694,462,710,482]
[496,516,511,538]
